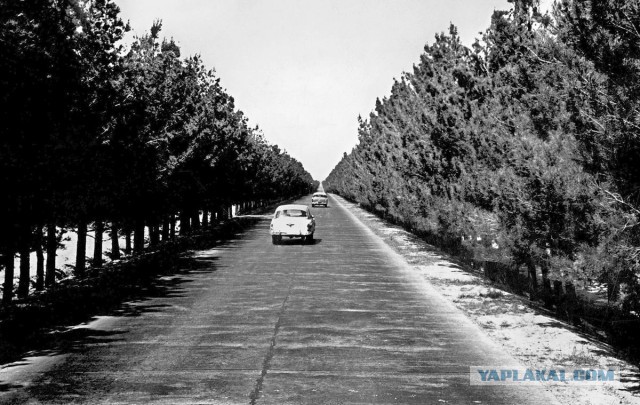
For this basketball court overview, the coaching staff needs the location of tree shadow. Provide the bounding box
[534,320,569,329]
[44,328,128,353]
[0,382,24,392]
[620,371,640,394]
[0,241,229,368]
[436,262,465,271]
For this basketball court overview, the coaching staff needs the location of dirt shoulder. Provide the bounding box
[334,194,640,405]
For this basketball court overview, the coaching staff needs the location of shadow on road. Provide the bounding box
[0,382,24,392]
[621,371,640,394]
[0,242,231,370]
[275,238,323,246]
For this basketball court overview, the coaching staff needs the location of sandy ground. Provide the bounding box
[335,195,640,405]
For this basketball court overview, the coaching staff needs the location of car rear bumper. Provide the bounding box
[271,230,313,236]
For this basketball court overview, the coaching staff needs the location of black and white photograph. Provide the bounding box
[1,0,640,403]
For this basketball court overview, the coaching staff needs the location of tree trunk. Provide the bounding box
[170,214,176,239]
[133,219,145,254]
[45,223,57,288]
[18,231,31,299]
[607,272,621,303]
[527,259,538,300]
[180,211,190,234]
[564,282,579,324]
[124,226,132,255]
[93,220,104,268]
[541,261,549,284]
[111,222,120,260]
[149,224,160,247]
[202,210,209,228]
[76,219,87,277]
[541,257,552,307]
[191,209,200,231]
[2,248,15,304]
[35,225,44,291]
[161,217,170,241]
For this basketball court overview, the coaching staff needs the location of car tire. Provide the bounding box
[272,235,280,245]
[306,234,314,244]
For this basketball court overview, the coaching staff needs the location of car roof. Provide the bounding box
[313,192,326,195]
[275,204,309,211]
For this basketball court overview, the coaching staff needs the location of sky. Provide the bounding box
[115,0,517,180]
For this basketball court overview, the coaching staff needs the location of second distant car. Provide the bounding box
[311,192,328,207]
[270,204,315,244]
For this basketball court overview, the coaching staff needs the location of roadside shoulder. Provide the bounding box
[332,194,640,405]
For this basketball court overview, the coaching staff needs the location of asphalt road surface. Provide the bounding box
[0,194,557,404]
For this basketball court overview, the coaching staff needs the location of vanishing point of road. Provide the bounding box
[0,194,557,404]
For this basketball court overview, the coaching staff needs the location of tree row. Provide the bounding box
[0,0,316,304]
[325,0,640,313]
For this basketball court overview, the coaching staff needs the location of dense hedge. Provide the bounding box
[325,0,640,315]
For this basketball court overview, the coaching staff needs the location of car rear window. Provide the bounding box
[276,209,308,218]
[283,209,308,217]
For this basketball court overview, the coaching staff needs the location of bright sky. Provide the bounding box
[115,0,516,180]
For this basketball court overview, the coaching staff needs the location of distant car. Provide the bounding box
[311,192,328,207]
[270,204,315,244]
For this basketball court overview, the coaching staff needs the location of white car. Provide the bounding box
[311,192,328,207]
[270,204,315,244]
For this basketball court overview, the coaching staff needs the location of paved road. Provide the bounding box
[0,194,557,404]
